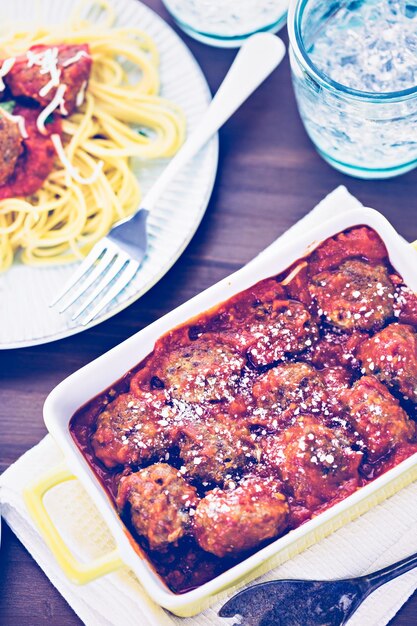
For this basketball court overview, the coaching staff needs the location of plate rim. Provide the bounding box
[0,0,219,350]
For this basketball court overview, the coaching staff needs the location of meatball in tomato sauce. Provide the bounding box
[357,323,417,403]
[308,327,367,370]
[5,44,92,115]
[308,226,388,275]
[194,475,288,558]
[117,464,199,551]
[309,259,395,332]
[347,376,415,462]
[155,334,245,404]
[319,366,352,417]
[177,414,258,485]
[245,300,319,368]
[91,391,177,469]
[251,362,329,430]
[261,416,362,511]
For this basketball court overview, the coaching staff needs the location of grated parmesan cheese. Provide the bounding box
[62,50,90,67]
[27,47,61,98]
[51,133,103,185]
[75,80,88,107]
[0,57,15,91]
[37,84,68,134]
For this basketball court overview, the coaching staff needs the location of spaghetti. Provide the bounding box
[0,0,186,271]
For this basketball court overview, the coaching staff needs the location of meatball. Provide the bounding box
[156,335,245,403]
[251,362,329,429]
[390,275,417,325]
[320,366,351,416]
[91,392,176,469]
[309,259,395,332]
[261,415,362,510]
[357,323,417,403]
[194,475,289,557]
[309,226,388,275]
[178,415,258,485]
[6,44,92,115]
[0,104,62,200]
[0,111,23,185]
[347,376,415,462]
[245,299,319,368]
[309,327,367,369]
[116,464,199,551]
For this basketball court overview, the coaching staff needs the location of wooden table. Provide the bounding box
[1,1,416,624]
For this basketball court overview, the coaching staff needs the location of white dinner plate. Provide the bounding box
[0,0,218,349]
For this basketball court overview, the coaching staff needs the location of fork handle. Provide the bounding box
[363,551,417,593]
[142,33,286,212]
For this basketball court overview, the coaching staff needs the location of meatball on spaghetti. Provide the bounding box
[0,111,23,185]
[6,44,92,115]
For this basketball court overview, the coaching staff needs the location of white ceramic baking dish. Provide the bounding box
[26,206,417,617]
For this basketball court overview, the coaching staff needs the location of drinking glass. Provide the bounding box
[288,0,417,178]
[161,0,288,47]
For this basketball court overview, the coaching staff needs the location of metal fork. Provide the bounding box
[50,33,286,326]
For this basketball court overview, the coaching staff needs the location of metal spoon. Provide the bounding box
[219,551,417,626]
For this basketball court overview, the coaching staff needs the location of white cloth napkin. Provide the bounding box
[2,186,417,626]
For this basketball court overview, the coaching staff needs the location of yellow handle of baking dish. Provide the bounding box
[23,464,125,584]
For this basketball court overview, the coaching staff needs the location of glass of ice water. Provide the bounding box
[288,0,417,178]
[161,0,288,47]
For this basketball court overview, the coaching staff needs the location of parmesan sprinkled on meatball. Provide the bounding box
[5,44,92,115]
[309,259,395,332]
[308,327,367,369]
[92,392,177,469]
[347,375,415,462]
[156,335,245,404]
[245,300,319,368]
[357,323,417,403]
[117,463,199,551]
[251,362,329,429]
[177,415,258,485]
[261,415,362,510]
[194,475,288,557]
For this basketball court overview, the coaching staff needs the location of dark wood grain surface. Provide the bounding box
[1,1,417,624]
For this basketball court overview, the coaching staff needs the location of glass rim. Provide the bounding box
[287,0,417,102]
[165,8,287,42]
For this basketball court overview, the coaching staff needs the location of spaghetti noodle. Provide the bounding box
[0,0,186,271]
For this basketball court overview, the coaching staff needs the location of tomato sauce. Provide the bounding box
[0,105,62,199]
[0,42,91,198]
